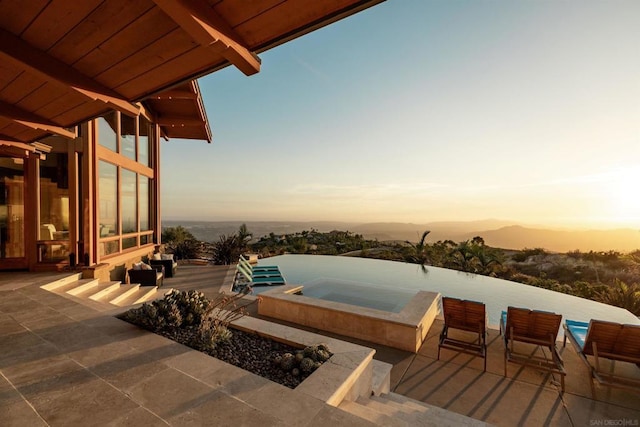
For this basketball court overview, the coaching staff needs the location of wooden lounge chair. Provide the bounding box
[438,297,488,371]
[501,306,566,391]
[563,319,640,397]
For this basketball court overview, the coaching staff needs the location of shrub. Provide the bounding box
[120,288,256,349]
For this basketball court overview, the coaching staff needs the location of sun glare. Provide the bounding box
[606,168,640,225]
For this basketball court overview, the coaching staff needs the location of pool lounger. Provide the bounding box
[239,255,280,273]
[563,319,640,397]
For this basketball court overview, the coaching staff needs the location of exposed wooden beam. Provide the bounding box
[0,137,37,152]
[0,28,140,117]
[152,89,198,100]
[151,0,261,76]
[157,116,206,127]
[0,100,77,139]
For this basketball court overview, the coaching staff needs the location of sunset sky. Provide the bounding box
[161,0,640,229]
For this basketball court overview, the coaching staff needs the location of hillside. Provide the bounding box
[162,219,640,253]
[460,226,640,253]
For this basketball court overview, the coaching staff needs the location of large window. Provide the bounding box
[139,117,151,167]
[140,176,150,231]
[98,161,118,238]
[121,169,137,234]
[98,113,117,151]
[39,154,70,262]
[121,114,136,160]
[96,112,155,258]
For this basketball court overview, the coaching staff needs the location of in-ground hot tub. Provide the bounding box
[258,282,440,353]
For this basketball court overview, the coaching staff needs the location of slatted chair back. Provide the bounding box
[583,320,640,364]
[442,297,486,334]
[505,306,562,346]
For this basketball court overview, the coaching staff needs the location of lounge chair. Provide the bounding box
[437,297,487,371]
[239,255,280,273]
[501,306,566,391]
[563,319,640,397]
[235,261,285,286]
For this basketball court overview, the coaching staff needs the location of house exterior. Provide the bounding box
[0,0,384,276]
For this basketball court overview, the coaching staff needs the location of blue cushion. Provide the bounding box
[501,310,507,325]
[565,319,589,350]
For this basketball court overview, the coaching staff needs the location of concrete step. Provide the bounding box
[40,273,83,291]
[66,278,100,296]
[87,281,123,301]
[42,278,92,295]
[358,396,417,418]
[372,394,489,427]
[112,286,170,307]
[339,400,408,427]
[371,359,392,396]
[108,284,142,306]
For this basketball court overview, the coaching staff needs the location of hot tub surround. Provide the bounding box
[258,284,441,352]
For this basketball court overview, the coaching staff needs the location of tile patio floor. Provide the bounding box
[1,265,639,426]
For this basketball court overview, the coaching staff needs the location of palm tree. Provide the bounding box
[405,230,431,265]
[448,240,478,273]
[596,279,640,316]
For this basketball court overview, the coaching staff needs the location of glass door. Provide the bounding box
[0,157,26,268]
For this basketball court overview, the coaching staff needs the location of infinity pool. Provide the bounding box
[256,254,640,326]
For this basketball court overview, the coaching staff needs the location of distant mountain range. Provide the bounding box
[162,219,640,253]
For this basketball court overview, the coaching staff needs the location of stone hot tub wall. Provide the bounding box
[258,285,441,353]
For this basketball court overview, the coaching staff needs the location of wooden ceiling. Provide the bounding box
[0,0,384,148]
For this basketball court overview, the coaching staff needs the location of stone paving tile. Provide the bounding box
[0,400,48,427]
[0,313,27,337]
[88,350,170,392]
[30,376,139,426]
[105,406,169,426]
[82,314,142,336]
[2,355,83,390]
[243,381,326,426]
[19,312,76,331]
[66,339,137,368]
[562,392,640,426]
[394,353,570,426]
[0,385,47,427]
[36,321,114,352]
[167,390,284,427]
[163,349,230,379]
[305,404,377,427]
[5,305,61,325]
[0,335,60,370]
[200,362,272,402]
[127,368,214,419]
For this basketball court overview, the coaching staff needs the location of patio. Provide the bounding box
[1,265,639,426]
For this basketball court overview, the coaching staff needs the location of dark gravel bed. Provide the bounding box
[137,324,311,389]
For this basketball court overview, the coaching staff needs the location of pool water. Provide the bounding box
[300,278,416,313]
[256,254,640,326]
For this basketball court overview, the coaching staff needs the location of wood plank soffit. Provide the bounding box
[151,89,199,100]
[0,28,140,117]
[0,100,77,139]
[156,116,207,127]
[151,0,261,76]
